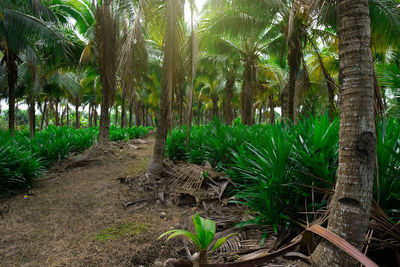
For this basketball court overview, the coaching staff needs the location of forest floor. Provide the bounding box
[0,134,299,267]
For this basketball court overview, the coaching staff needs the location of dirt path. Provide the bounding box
[0,136,190,267]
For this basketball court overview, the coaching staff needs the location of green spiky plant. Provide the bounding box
[158,213,236,264]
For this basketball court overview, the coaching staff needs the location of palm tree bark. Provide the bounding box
[66,101,69,126]
[311,1,376,266]
[223,77,235,125]
[185,1,196,138]
[40,100,47,130]
[115,106,119,126]
[241,60,257,125]
[96,0,118,143]
[6,53,17,136]
[286,1,303,122]
[75,98,80,129]
[147,0,182,179]
[121,86,127,128]
[129,99,134,127]
[94,105,98,127]
[28,96,35,137]
[308,36,337,121]
[55,98,60,126]
[268,95,275,125]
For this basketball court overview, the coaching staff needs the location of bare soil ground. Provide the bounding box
[0,135,193,267]
[0,135,303,267]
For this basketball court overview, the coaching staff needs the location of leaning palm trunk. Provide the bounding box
[311,0,376,266]
[147,0,183,179]
[96,0,118,143]
[308,36,337,121]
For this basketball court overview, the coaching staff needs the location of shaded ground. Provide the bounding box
[0,135,193,267]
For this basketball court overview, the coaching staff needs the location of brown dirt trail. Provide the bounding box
[0,136,189,267]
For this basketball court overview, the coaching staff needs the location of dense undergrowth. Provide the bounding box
[165,116,400,227]
[0,126,153,193]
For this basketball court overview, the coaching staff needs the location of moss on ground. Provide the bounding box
[94,222,149,241]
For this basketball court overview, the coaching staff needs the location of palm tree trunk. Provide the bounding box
[75,98,80,129]
[94,105,98,127]
[115,106,119,126]
[311,1,376,266]
[258,106,262,124]
[28,96,35,137]
[45,102,49,127]
[268,95,275,125]
[185,2,196,139]
[41,100,47,130]
[142,105,146,126]
[212,97,219,119]
[308,37,337,121]
[66,101,70,126]
[147,0,181,179]
[129,100,133,127]
[6,53,17,136]
[241,60,257,125]
[55,98,60,126]
[96,0,118,143]
[121,86,127,128]
[61,104,65,127]
[223,77,235,125]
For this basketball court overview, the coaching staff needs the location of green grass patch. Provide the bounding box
[94,222,149,241]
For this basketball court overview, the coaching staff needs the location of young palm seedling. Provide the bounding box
[158,213,236,264]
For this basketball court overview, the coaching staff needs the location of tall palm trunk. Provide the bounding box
[88,104,92,127]
[6,53,17,136]
[211,96,219,119]
[94,105,98,127]
[241,60,257,125]
[40,100,47,130]
[28,96,35,137]
[223,77,235,125]
[115,106,119,126]
[96,0,118,143]
[286,1,303,122]
[268,95,275,125]
[55,98,60,126]
[121,86,127,128]
[311,0,376,266]
[147,0,182,179]
[75,98,80,129]
[185,2,197,138]
[66,101,69,126]
[129,100,134,127]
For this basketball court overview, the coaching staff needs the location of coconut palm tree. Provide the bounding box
[146,0,185,179]
[0,0,67,135]
[94,0,119,143]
